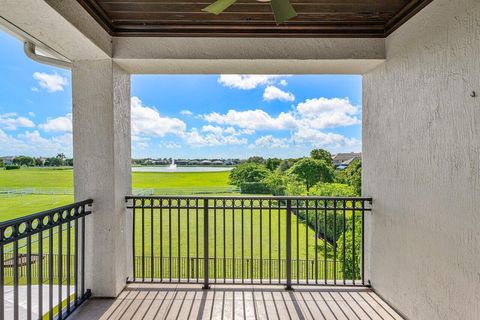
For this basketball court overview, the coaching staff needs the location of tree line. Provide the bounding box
[0,154,73,169]
[228,149,362,279]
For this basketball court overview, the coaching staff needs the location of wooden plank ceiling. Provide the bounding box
[76,0,434,37]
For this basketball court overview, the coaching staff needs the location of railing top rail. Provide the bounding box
[0,199,93,229]
[0,199,93,245]
[125,195,372,201]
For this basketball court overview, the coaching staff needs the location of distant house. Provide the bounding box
[200,160,212,165]
[0,156,14,165]
[212,160,224,165]
[332,152,361,168]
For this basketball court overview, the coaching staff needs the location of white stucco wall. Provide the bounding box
[363,0,480,319]
[72,61,132,297]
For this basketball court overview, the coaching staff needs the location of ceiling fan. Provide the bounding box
[202,0,297,25]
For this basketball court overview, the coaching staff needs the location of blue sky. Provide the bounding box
[0,29,362,159]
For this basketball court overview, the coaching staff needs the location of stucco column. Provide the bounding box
[72,60,131,297]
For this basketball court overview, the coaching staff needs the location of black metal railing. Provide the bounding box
[0,200,93,320]
[126,196,371,289]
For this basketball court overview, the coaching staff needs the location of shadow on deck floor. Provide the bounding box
[69,283,403,319]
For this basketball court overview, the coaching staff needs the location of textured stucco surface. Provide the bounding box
[72,61,131,297]
[113,37,385,74]
[0,0,110,60]
[363,0,480,319]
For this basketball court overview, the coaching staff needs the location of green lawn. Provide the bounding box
[0,167,231,189]
[0,167,231,220]
[0,167,343,281]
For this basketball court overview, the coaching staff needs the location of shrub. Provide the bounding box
[5,165,20,170]
[229,163,270,186]
[239,182,271,194]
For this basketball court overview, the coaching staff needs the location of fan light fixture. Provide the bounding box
[202,0,297,25]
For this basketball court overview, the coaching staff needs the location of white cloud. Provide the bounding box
[39,113,72,132]
[0,113,35,130]
[131,97,186,137]
[202,97,360,132]
[218,75,283,90]
[279,80,288,86]
[202,109,297,131]
[252,135,289,149]
[263,86,295,102]
[180,110,193,116]
[183,128,247,147]
[162,142,181,149]
[292,127,360,149]
[135,142,149,150]
[31,87,39,92]
[28,112,35,117]
[296,97,360,129]
[33,72,68,92]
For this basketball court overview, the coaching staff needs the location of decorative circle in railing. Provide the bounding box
[3,226,14,239]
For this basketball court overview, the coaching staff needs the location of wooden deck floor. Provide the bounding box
[70,284,403,320]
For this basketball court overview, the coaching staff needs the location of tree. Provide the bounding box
[229,162,270,186]
[34,158,44,166]
[336,159,362,195]
[265,158,281,171]
[0,159,3,167]
[263,170,287,196]
[13,156,35,166]
[309,183,356,197]
[246,156,265,164]
[310,149,333,167]
[287,158,333,191]
[336,219,362,280]
[278,158,296,172]
[45,157,63,166]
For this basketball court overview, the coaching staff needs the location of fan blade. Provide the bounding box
[270,0,297,24]
[202,0,238,15]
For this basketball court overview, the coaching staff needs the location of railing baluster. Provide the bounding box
[187,199,190,283]
[232,199,235,283]
[278,200,281,284]
[160,200,164,281]
[49,217,54,320]
[213,199,217,283]
[333,199,337,285]
[13,239,19,320]
[296,199,299,284]
[315,200,318,284]
[177,198,181,281]
[58,223,63,320]
[223,199,226,284]
[285,199,292,290]
[141,199,145,282]
[0,243,4,320]
[324,200,328,284]
[268,199,272,284]
[27,234,32,320]
[151,198,154,281]
[202,198,210,289]
[241,199,244,284]
[361,200,366,285]
[250,200,253,283]
[352,201,356,285]
[343,200,346,285]
[132,201,136,282]
[168,198,172,282]
[66,221,71,314]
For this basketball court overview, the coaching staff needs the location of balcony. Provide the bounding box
[0,0,478,318]
[0,196,403,319]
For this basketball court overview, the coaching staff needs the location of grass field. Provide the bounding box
[0,167,231,220]
[0,167,341,283]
